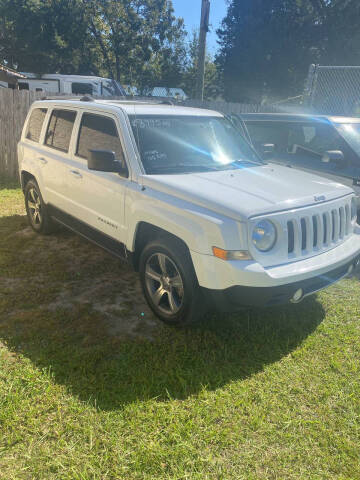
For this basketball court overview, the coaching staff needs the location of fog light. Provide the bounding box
[291,288,304,304]
[355,258,360,269]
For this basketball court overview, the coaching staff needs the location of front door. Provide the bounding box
[65,111,129,244]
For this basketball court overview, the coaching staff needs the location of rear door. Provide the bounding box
[40,108,78,211]
[66,110,129,243]
[19,107,48,192]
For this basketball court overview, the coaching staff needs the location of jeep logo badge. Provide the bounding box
[314,195,326,202]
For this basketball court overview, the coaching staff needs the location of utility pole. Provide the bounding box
[196,0,210,101]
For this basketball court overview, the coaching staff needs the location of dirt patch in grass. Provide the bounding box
[1,213,160,342]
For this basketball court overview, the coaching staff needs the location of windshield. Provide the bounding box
[335,123,360,157]
[129,115,262,174]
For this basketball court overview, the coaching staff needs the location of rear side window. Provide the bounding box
[45,109,76,152]
[26,108,47,142]
[72,82,93,95]
[76,113,126,167]
[19,82,29,90]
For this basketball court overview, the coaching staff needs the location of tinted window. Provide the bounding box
[246,121,348,155]
[287,123,347,154]
[26,108,47,142]
[246,120,358,177]
[45,109,76,152]
[246,122,289,153]
[72,82,93,95]
[76,113,125,167]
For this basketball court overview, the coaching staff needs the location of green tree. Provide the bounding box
[182,30,222,100]
[216,0,360,103]
[79,0,187,89]
[0,0,187,89]
[0,0,92,74]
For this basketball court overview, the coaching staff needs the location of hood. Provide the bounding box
[141,163,353,221]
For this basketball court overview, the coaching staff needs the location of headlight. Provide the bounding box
[252,220,277,252]
[351,197,357,224]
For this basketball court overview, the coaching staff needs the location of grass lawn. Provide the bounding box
[0,177,359,479]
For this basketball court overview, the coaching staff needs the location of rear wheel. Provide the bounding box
[24,179,55,234]
[139,237,206,326]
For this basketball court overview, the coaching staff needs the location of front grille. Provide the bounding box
[286,199,352,258]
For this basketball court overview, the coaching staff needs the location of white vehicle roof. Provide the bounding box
[21,73,117,82]
[32,99,223,117]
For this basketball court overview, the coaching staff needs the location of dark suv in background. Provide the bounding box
[234,113,360,213]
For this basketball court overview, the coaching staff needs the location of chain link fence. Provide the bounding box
[305,65,360,116]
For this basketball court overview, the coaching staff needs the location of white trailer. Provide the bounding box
[18,74,126,97]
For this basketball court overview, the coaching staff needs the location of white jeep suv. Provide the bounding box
[18,98,360,325]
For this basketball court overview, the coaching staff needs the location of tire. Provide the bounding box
[24,179,56,235]
[139,237,207,326]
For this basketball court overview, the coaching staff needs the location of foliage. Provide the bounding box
[0,0,92,74]
[0,0,188,90]
[83,0,187,88]
[216,0,360,103]
[181,30,222,100]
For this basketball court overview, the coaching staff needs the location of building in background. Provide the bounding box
[0,64,27,89]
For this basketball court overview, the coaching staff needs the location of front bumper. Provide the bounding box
[191,231,360,290]
[191,229,360,311]
[203,256,360,311]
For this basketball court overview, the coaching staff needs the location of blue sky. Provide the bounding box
[171,0,228,54]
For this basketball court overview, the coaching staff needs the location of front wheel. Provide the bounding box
[139,238,206,326]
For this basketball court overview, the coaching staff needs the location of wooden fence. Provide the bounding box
[0,89,42,179]
[0,89,282,180]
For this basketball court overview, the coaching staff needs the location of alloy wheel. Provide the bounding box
[27,187,42,226]
[145,253,184,315]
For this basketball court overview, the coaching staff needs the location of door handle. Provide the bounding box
[70,170,82,178]
[38,157,48,165]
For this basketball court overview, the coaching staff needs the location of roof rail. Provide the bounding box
[39,95,95,101]
[80,95,94,102]
[38,95,181,106]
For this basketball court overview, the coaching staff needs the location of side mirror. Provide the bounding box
[260,143,275,156]
[322,150,344,166]
[88,149,128,176]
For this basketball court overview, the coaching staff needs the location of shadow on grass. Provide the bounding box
[0,176,20,190]
[0,214,326,411]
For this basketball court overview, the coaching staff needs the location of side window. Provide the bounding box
[76,113,126,168]
[19,82,29,90]
[72,82,93,95]
[45,109,76,152]
[287,124,347,154]
[25,108,47,143]
[246,122,289,153]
